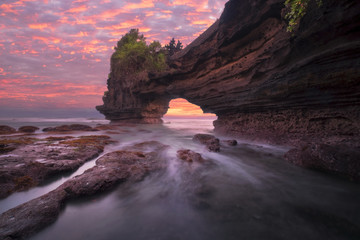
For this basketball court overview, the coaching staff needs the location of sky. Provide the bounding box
[0,0,227,117]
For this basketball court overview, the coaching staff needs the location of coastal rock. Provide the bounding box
[42,124,96,132]
[0,135,115,199]
[177,149,204,163]
[96,0,360,178]
[193,134,220,152]
[0,126,16,135]
[0,141,168,240]
[18,126,39,133]
[0,189,67,240]
[284,141,360,181]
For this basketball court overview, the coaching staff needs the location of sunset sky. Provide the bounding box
[0,0,226,117]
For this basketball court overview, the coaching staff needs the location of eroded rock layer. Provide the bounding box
[97,0,360,178]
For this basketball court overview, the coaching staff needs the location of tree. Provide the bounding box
[176,40,183,51]
[111,29,167,74]
[165,38,183,56]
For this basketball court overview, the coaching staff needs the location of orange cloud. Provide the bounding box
[0,4,19,15]
[32,35,61,44]
[67,5,88,13]
[166,98,215,117]
[28,23,55,30]
[123,0,154,10]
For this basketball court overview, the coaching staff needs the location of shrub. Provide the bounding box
[284,0,322,32]
[111,29,168,74]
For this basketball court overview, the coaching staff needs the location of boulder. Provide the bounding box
[177,149,204,163]
[18,126,39,133]
[193,134,220,152]
[0,125,16,135]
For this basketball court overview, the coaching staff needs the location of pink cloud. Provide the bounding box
[0,0,227,112]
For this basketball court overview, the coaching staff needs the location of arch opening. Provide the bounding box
[163,98,216,119]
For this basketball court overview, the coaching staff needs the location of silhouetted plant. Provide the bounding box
[165,38,183,56]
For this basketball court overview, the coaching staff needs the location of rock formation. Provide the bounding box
[193,134,221,152]
[97,0,360,179]
[0,141,169,240]
[0,135,115,198]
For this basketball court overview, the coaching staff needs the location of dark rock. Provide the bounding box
[0,135,116,199]
[18,126,39,133]
[0,190,67,240]
[0,141,168,240]
[0,126,16,135]
[177,149,204,163]
[42,124,96,132]
[284,141,360,181]
[193,134,220,152]
[93,124,119,131]
[222,140,238,146]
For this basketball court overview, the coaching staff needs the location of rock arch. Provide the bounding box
[97,0,360,141]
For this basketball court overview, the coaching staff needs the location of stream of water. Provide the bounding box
[1,117,360,240]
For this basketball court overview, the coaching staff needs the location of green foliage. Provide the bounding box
[111,29,167,74]
[284,0,322,32]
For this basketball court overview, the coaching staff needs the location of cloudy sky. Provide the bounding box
[0,0,226,117]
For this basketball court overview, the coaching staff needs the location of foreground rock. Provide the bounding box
[0,126,16,135]
[177,149,205,163]
[0,141,168,240]
[42,124,96,132]
[285,139,360,181]
[0,135,115,199]
[193,134,220,152]
[18,126,39,133]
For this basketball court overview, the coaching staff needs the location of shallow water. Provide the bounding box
[1,117,360,240]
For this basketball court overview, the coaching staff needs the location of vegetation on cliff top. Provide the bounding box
[111,29,167,74]
[285,0,322,32]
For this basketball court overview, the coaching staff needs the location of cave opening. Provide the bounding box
[163,98,216,119]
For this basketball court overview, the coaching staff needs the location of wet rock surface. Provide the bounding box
[0,126,16,135]
[0,141,169,240]
[18,126,39,133]
[42,124,97,132]
[177,149,205,163]
[193,134,220,152]
[285,138,360,181]
[0,135,115,199]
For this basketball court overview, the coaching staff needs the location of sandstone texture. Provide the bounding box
[97,0,360,179]
[0,141,168,240]
[0,135,115,199]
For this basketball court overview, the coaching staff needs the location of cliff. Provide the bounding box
[97,0,360,180]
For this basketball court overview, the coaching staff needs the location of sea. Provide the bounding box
[0,116,359,240]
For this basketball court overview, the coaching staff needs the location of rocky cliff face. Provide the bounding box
[97,0,360,179]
